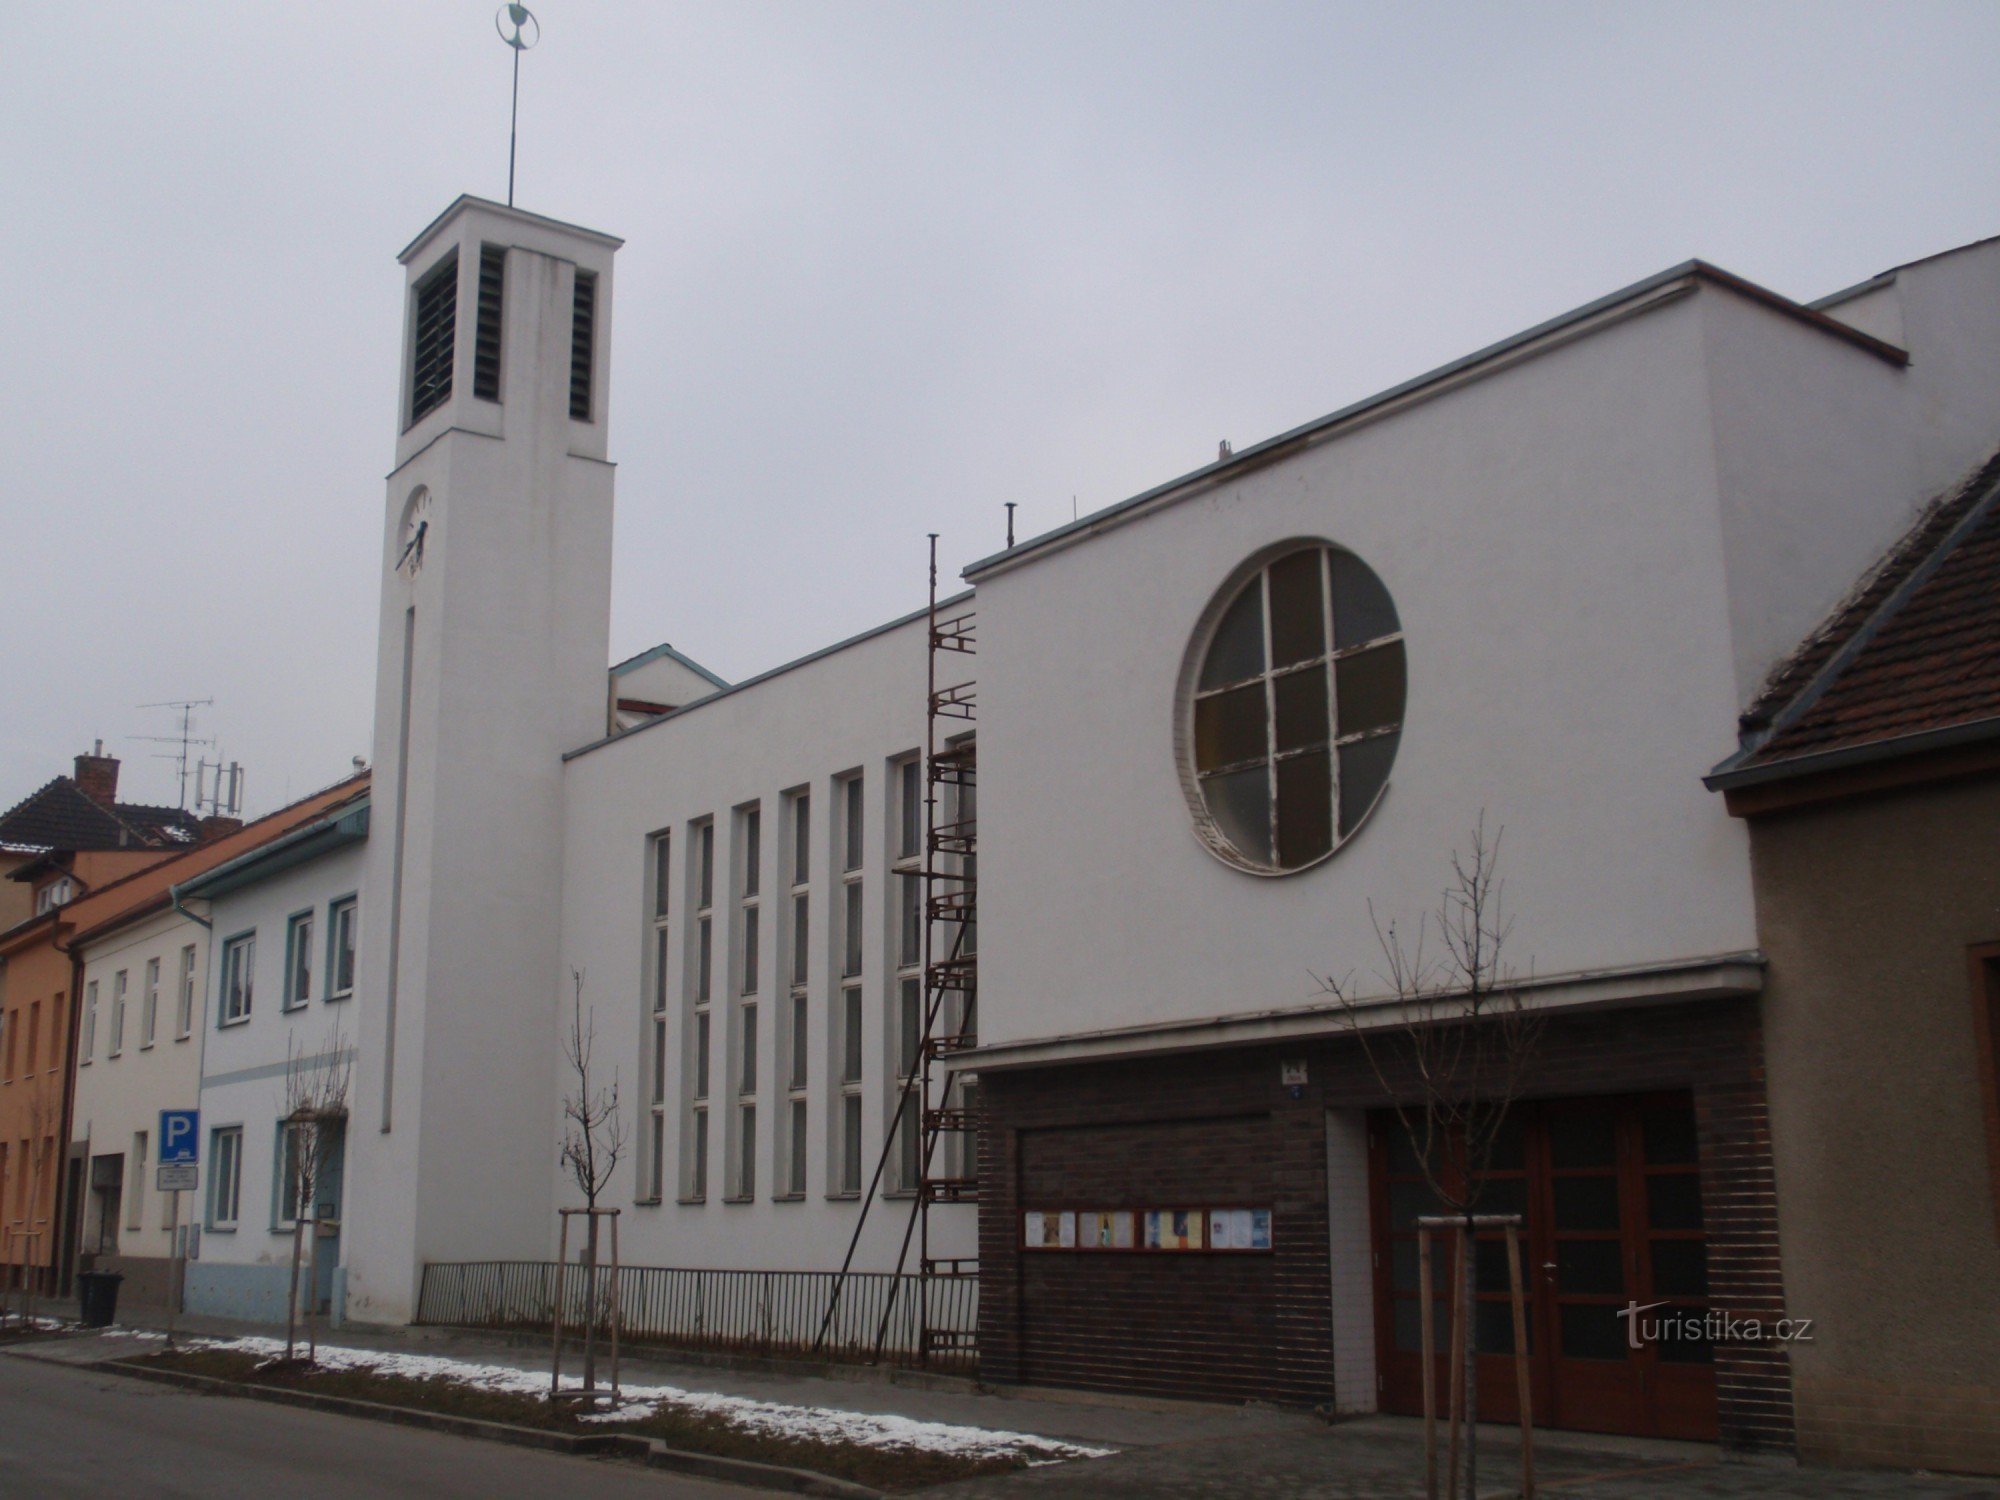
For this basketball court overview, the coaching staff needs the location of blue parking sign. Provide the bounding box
[160,1109,200,1164]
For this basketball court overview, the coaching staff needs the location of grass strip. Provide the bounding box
[130,1347,1027,1492]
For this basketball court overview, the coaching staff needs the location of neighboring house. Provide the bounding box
[1705,447,2000,1473]
[61,773,371,1310]
[178,788,367,1324]
[0,747,205,1293]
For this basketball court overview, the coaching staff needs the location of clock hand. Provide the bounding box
[397,520,428,571]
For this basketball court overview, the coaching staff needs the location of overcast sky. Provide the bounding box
[4,2,1997,816]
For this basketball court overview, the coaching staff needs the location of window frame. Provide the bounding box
[1177,539,1406,876]
[218,930,256,1027]
[681,818,715,1203]
[643,830,671,1205]
[176,944,198,1040]
[79,985,96,1066]
[325,894,359,1001]
[207,1125,244,1230]
[284,909,316,1011]
[141,957,160,1049]
[1970,944,2000,1245]
[109,969,128,1058]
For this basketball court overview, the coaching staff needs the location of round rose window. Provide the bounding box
[1181,542,1405,873]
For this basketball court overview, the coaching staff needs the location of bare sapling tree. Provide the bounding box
[281,1026,352,1364]
[557,969,625,1397]
[1314,816,1546,1500]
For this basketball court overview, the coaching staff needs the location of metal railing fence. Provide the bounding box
[414,1260,977,1372]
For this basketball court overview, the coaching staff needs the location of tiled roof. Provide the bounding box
[0,777,195,852]
[1725,444,2000,776]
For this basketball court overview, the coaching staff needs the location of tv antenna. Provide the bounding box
[135,698,215,809]
[496,4,541,207]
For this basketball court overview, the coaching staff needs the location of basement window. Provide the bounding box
[408,250,458,427]
[1182,542,1405,874]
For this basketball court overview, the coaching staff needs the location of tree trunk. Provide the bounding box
[285,1219,303,1361]
[1462,1219,1479,1500]
[305,1211,321,1364]
[581,1213,599,1393]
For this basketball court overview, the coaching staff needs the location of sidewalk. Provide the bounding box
[16,1302,1997,1498]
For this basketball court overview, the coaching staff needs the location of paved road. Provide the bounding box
[0,1352,758,1500]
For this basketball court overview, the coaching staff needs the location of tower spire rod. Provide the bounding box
[496,6,540,208]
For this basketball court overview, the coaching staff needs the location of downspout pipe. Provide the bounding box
[50,918,85,1300]
[169,883,213,931]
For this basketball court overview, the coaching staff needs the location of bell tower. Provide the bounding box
[347,197,622,1322]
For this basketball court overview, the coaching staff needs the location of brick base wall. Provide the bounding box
[976,996,1794,1453]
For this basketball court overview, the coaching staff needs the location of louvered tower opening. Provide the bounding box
[472,245,505,402]
[570,270,597,421]
[409,250,458,427]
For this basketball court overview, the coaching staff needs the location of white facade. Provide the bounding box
[345,199,621,1323]
[329,198,2000,1322]
[69,905,206,1271]
[961,250,2000,1064]
[559,605,975,1271]
[183,806,366,1323]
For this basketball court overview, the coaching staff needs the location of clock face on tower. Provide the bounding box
[396,488,433,578]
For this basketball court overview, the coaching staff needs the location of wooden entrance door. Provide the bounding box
[1369,1092,1718,1441]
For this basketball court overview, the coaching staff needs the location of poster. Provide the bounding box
[1145,1209,1202,1250]
[1080,1210,1134,1249]
[1250,1208,1272,1250]
[1024,1210,1076,1249]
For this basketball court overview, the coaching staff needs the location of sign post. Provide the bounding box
[158,1111,198,1347]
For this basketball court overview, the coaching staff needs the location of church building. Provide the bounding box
[331,194,2000,1467]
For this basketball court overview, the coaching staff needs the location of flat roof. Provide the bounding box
[963,259,1905,585]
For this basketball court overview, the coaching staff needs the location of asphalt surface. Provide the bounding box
[0,1351,759,1500]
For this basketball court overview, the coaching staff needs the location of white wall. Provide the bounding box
[971,291,1779,1050]
[347,201,621,1324]
[558,608,976,1272]
[70,906,207,1263]
[194,842,364,1283]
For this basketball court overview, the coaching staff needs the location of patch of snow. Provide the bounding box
[183,1335,1111,1462]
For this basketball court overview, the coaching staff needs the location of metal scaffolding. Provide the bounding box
[814,535,980,1368]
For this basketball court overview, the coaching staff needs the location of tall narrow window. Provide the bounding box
[473,244,505,401]
[646,830,671,1202]
[220,933,255,1025]
[898,757,921,861]
[208,1126,243,1229]
[285,912,315,1010]
[128,1132,147,1231]
[685,819,714,1200]
[409,250,458,426]
[79,988,94,1065]
[176,944,197,1039]
[833,774,864,1193]
[570,270,597,421]
[782,790,810,1198]
[890,755,924,1192]
[327,898,358,1000]
[733,805,761,1201]
[109,971,128,1057]
[141,958,160,1048]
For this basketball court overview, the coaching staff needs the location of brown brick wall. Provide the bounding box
[977,996,1795,1452]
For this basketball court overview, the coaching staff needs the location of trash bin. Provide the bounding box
[76,1271,123,1328]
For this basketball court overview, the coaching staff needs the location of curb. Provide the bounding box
[100,1357,883,1499]
[390,1321,982,1396]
